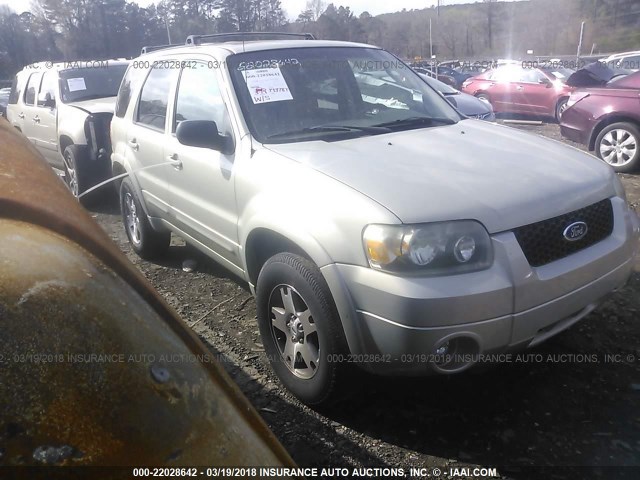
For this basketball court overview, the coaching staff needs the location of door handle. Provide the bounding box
[128,139,139,151]
[33,116,40,123]
[516,86,524,91]
[168,153,182,171]
[18,112,25,119]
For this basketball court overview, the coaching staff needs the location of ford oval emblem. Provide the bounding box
[563,221,588,242]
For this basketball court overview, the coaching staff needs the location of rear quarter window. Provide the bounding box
[135,66,177,130]
[8,74,26,104]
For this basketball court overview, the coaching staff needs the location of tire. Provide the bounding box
[256,253,350,406]
[595,122,640,173]
[555,98,568,122]
[63,145,93,205]
[120,177,170,259]
[475,93,492,107]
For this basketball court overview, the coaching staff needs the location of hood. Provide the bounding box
[264,120,615,233]
[67,96,117,114]
[446,92,493,116]
[565,61,633,87]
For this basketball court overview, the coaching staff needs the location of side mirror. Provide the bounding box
[176,120,234,155]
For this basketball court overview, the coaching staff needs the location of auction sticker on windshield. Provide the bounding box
[66,77,87,92]
[242,66,292,104]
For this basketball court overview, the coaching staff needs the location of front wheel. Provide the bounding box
[555,98,568,122]
[475,93,492,107]
[256,253,350,406]
[63,145,93,204]
[595,122,640,173]
[120,177,170,259]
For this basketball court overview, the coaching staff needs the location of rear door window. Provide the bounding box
[24,73,43,106]
[136,65,177,131]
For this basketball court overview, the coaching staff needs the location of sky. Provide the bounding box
[0,0,488,20]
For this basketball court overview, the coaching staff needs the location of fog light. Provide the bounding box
[435,341,450,356]
[453,236,476,263]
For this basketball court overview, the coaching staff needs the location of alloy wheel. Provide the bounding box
[600,129,637,167]
[63,153,79,197]
[123,192,142,246]
[268,284,320,380]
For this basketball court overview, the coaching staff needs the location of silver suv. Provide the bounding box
[111,33,640,405]
[7,60,128,201]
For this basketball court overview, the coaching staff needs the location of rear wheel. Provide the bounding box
[256,253,350,406]
[595,122,640,173]
[120,177,170,259]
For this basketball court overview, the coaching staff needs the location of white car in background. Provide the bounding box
[601,51,640,71]
[7,60,128,202]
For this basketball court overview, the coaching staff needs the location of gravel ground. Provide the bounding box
[91,120,640,479]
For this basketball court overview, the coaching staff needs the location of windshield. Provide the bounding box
[227,47,460,143]
[59,65,128,103]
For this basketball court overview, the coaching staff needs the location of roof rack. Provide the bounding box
[185,32,315,46]
[140,44,181,55]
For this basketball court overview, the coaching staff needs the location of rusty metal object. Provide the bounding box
[0,121,295,469]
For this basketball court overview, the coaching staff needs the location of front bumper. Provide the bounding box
[321,198,639,375]
[560,123,590,147]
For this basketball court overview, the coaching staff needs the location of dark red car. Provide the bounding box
[461,65,574,120]
[561,70,640,173]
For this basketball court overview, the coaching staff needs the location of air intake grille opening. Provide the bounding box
[513,198,613,267]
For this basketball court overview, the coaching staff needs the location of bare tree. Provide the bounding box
[484,0,497,50]
[307,0,326,21]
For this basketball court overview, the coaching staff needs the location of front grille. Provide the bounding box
[513,198,614,267]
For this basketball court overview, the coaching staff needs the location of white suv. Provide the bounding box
[111,33,639,405]
[7,60,128,201]
[600,51,640,71]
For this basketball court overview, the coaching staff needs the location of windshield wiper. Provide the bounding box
[373,116,458,129]
[266,124,391,140]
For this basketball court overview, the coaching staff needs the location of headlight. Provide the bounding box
[566,92,589,109]
[363,221,493,275]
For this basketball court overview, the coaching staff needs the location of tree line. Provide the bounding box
[0,0,638,79]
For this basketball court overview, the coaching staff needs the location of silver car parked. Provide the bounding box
[111,33,640,405]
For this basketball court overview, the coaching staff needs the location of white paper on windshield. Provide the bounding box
[67,78,87,92]
[242,67,293,104]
